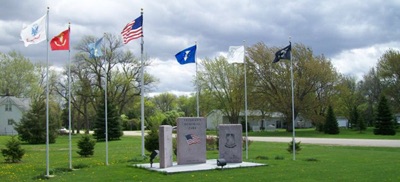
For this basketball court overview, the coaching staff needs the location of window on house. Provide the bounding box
[8,119,15,125]
[5,103,12,111]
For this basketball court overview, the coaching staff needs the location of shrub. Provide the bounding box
[287,140,301,153]
[77,135,96,157]
[305,158,319,162]
[206,136,217,150]
[1,136,25,163]
[242,137,253,151]
[145,127,159,152]
[255,156,269,160]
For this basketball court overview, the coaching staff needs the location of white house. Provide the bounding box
[395,114,400,125]
[337,116,349,128]
[0,95,30,135]
[206,110,313,131]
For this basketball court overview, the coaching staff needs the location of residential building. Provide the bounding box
[206,110,313,131]
[0,95,30,135]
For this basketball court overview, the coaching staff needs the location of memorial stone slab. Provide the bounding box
[177,117,206,165]
[218,124,242,163]
[159,125,173,168]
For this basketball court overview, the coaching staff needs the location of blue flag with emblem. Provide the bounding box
[88,37,104,58]
[175,45,197,65]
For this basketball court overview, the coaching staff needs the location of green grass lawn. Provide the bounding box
[207,127,400,139]
[0,134,399,181]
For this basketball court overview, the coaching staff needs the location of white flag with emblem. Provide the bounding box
[20,14,47,47]
[227,46,244,63]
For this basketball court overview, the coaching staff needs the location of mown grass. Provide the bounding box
[208,127,400,139]
[0,134,399,181]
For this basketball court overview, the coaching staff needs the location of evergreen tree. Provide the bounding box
[93,96,123,141]
[324,105,340,134]
[358,114,367,133]
[349,106,359,129]
[350,106,366,132]
[15,99,58,144]
[374,95,396,135]
[144,126,159,153]
[77,135,96,157]
[1,136,25,163]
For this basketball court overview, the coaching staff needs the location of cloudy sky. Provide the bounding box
[1,0,399,96]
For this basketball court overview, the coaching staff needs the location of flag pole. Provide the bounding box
[104,33,109,165]
[195,41,199,117]
[243,40,248,160]
[140,8,145,157]
[289,37,295,160]
[67,22,72,170]
[45,7,51,177]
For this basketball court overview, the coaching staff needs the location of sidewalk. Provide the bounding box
[123,131,400,147]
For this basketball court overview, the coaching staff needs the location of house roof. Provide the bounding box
[0,96,30,111]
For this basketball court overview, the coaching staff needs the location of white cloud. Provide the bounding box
[1,0,400,95]
[147,58,197,94]
[331,41,400,80]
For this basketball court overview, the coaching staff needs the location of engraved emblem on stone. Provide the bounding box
[225,133,236,148]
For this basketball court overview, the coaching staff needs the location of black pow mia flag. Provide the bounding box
[273,42,291,63]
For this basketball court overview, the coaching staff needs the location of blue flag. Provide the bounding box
[88,37,104,58]
[175,45,197,65]
[273,42,291,63]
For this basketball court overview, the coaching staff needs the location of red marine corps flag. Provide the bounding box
[50,28,70,51]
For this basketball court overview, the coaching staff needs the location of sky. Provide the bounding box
[1,0,399,96]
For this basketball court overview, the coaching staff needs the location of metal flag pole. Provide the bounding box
[67,22,72,169]
[243,40,248,160]
[195,41,199,117]
[45,7,51,177]
[289,37,296,161]
[140,9,145,156]
[104,33,109,165]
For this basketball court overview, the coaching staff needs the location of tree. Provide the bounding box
[247,42,339,131]
[77,135,96,157]
[0,51,37,97]
[56,33,157,133]
[350,106,366,132]
[377,49,400,113]
[176,94,197,117]
[349,106,360,129]
[161,110,184,126]
[358,68,382,127]
[324,105,340,134]
[335,76,364,128]
[15,99,58,144]
[1,136,25,163]
[197,57,245,124]
[374,95,396,135]
[152,93,177,112]
[93,95,123,141]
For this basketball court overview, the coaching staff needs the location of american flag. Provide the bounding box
[121,15,143,44]
[185,134,200,145]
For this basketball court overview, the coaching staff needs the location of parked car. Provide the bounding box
[59,128,69,135]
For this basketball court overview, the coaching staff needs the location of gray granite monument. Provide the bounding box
[218,124,242,163]
[159,125,173,168]
[176,117,206,165]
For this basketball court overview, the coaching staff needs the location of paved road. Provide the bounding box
[123,131,400,147]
